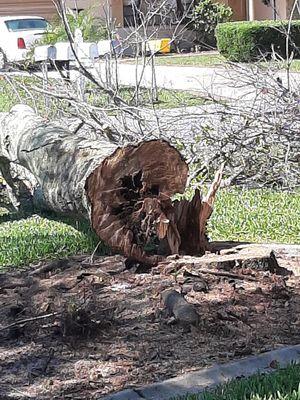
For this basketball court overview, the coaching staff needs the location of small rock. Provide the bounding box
[255,304,266,313]
[7,326,24,340]
[181,284,193,295]
[193,281,209,293]
[253,287,263,294]
[269,359,280,369]
[271,284,290,300]
[8,304,24,317]
[161,289,199,326]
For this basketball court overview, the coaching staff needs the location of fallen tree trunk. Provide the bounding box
[0,105,221,264]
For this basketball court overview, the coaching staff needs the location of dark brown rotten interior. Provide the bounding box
[86,140,217,264]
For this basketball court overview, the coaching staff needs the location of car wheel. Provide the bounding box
[0,50,7,70]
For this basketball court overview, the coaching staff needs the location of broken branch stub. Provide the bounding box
[0,105,221,264]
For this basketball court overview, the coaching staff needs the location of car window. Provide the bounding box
[5,19,48,32]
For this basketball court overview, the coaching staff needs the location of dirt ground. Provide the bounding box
[0,244,299,400]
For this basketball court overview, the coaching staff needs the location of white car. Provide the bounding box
[0,16,48,69]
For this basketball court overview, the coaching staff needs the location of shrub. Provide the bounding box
[192,0,233,46]
[41,8,108,45]
[216,20,300,62]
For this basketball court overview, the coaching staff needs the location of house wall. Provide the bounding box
[248,0,274,20]
[248,0,292,21]
[0,0,293,33]
[276,0,288,19]
[229,0,247,20]
[286,0,300,18]
[110,0,123,25]
[0,0,57,20]
[219,0,289,21]
[218,0,246,21]
[66,0,123,24]
[0,0,124,25]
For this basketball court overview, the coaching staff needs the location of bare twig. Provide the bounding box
[183,267,258,282]
[0,312,60,332]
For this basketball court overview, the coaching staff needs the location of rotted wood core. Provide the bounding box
[86,140,220,264]
[86,140,186,264]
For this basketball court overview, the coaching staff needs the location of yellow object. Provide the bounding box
[160,38,171,54]
[147,38,171,54]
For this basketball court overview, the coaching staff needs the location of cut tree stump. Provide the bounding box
[0,105,222,264]
[155,244,292,276]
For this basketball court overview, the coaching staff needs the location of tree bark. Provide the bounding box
[0,105,219,264]
[176,0,184,17]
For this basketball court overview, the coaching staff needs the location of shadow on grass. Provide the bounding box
[0,208,110,271]
[0,208,99,242]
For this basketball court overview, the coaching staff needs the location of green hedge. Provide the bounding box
[216,20,300,62]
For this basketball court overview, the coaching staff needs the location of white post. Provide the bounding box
[248,0,255,20]
[74,28,86,101]
[151,55,158,103]
[41,61,49,111]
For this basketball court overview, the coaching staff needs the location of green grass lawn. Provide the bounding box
[258,59,300,73]
[284,60,300,72]
[209,188,300,244]
[183,363,300,400]
[2,55,300,115]
[148,53,225,67]
[0,212,101,270]
[0,77,206,113]
[125,52,300,72]
[0,188,299,270]
[91,86,207,109]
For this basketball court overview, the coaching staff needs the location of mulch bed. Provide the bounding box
[0,245,299,400]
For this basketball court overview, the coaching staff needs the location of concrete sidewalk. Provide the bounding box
[102,345,300,400]
[93,62,300,101]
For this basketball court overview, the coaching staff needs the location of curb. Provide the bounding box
[101,344,300,400]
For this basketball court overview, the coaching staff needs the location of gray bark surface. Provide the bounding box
[0,105,118,217]
[0,105,192,263]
